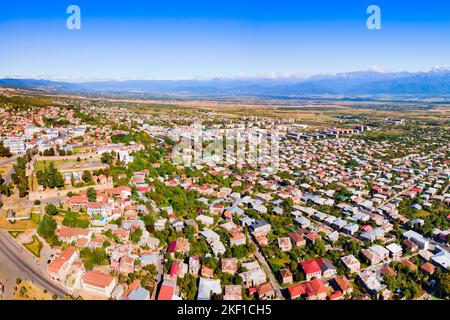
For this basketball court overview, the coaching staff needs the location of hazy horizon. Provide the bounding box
[2,0,450,81]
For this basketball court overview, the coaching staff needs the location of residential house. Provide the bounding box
[47,246,78,282]
[341,255,360,273]
[334,276,353,296]
[222,258,238,274]
[197,278,222,300]
[277,237,292,252]
[280,269,293,284]
[301,258,336,281]
[81,271,117,297]
[289,232,306,247]
[257,283,275,300]
[189,256,200,275]
[224,285,242,300]
[386,243,403,259]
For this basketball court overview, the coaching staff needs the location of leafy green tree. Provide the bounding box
[45,204,59,216]
[82,170,92,183]
[130,228,143,244]
[80,247,109,270]
[11,157,29,197]
[0,141,12,157]
[0,184,12,196]
[178,274,198,300]
[87,187,97,202]
[43,148,55,156]
[100,152,114,165]
[232,245,250,259]
[37,214,57,240]
[183,225,196,240]
[436,271,450,299]
[313,240,326,256]
[343,240,361,256]
[36,162,64,189]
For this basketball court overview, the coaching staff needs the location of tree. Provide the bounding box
[11,157,29,197]
[36,162,64,189]
[0,184,12,197]
[70,173,75,186]
[87,187,97,202]
[37,214,57,240]
[183,225,196,240]
[43,148,55,156]
[178,274,198,300]
[436,271,450,299]
[313,240,326,256]
[80,247,109,270]
[0,141,12,157]
[130,228,143,244]
[343,240,361,256]
[290,260,298,272]
[100,152,114,165]
[45,204,58,216]
[232,245,250,259]
[82,170,92,183]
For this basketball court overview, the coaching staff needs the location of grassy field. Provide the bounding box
[23,235,43,258]
[34,158,83,171]
[413,210,433,218]
[268,257,291,271]
[0,210,37,230]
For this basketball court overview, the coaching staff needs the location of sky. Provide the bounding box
[1,0,450,81]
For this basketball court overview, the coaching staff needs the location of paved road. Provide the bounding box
[0,155,19,168]
[0,156,18,207]
[0,230,69,299]
[0,155,19,185]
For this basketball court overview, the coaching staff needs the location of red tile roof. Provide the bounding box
[301,259,321,275]
[157,281,175,300]
[328,290,343,300]
[47,246,76,274]
[170,262,180,277]
[82,271,115,288]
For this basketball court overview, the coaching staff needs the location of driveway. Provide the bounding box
[249,237,285,300]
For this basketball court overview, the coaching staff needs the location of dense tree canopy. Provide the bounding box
[36,162,65,189]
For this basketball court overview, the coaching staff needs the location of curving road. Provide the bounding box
[0,155,19,167]
[0,155,19,185]
[0,229,69,299]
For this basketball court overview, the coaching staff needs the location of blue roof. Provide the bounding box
[128,287,150,300]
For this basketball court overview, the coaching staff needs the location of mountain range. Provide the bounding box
[1,69,450,96]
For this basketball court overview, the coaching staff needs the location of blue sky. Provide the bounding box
[1,0,449,81]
